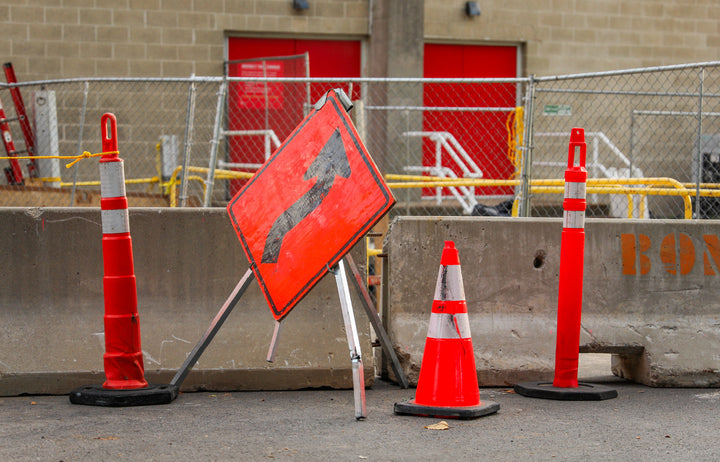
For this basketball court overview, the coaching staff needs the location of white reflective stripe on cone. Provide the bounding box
[101,208,130,234]
[564,181,586,200]
[563,210,585,229]
[433,265,465,301]
[427,312,472,339]
[100,161,126,199]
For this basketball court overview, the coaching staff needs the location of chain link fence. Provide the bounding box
[530,63,720,220]
[2,62,720,220]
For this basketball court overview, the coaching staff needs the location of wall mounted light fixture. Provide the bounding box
[293,0,309,11]
[465,1,481,17]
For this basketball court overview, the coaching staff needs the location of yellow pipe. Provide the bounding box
[386,174,698,219]
[682,182,720,189]
[166,166,256,207]
[169,175,206,207]
[526,186,694,219]
[626,193,634,218]
[58,177,161,188]
[367,248,383,257]
[386,173,689,189]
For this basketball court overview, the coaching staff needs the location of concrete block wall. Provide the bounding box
[0,1,370,80]
[424,0,720,75]
[0,207,373,396]
[384,216,720,388]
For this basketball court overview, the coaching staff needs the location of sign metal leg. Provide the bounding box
[333,259,367,420]
[343,254,409,389]
[266,320,283,363]
[170,269,255,388]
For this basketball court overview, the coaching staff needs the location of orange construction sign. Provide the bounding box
[227,89,395,321]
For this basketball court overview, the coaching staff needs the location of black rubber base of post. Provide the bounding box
[513,381,618,401]
[69,383,179,407]
[394,399,500,420]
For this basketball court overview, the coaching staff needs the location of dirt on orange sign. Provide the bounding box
[227,89,395,321]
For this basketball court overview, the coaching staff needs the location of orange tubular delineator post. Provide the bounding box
[69,114,178,407]
[552,127,588,389]
[98,113,148,390]
[513,128,617,401]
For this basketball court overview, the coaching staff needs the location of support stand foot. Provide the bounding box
[69,383,179,407]
[513,381,618,401]
[394,400,499,420]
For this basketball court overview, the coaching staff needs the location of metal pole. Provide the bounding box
[262,61,270,133]
[333,260,367,420]
[203,80,227,207]
[266,320,283,363]
[170,269,255,388]
[695,68,705,219]
[69,81,89,206]
[304,52,311,116]
[629,111,636,178]
[179,76,197,207]
[519,75,536,217]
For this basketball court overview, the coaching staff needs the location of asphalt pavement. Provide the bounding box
[2,363,720,461]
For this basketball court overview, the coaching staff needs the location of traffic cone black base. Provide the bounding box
[394,399,499,420]
[513,381,617,401]
[69,383,179,407]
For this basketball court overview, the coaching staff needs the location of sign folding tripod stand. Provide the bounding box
[170,255,408,419]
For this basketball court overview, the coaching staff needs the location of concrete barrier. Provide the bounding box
[6,209,720,394]
[384,216,720,387]
[0,207,373,396]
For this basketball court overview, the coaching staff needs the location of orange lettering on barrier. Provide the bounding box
[703,234,720,275]
[621,233,651,275]
[620,234,635,274]
[621,234,636,275]
[660,233,695,275]
[638,234,651,275]
[678,233,695,275]
[660,233,676,274]
[622,232,720,276]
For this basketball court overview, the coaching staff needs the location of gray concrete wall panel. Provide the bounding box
[0,208,373,395]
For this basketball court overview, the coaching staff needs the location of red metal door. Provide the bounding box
[423,44,518,197]
[226,37,361,195]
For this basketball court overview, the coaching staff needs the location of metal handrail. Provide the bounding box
[385,174,698,219]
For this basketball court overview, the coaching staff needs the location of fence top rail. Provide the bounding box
[534,61,720,83]
[223,76,530,84]
[0,76,530,88]
[3,60,719,89]
[0,76,225,88]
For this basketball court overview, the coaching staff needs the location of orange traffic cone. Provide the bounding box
[394,241,499,419]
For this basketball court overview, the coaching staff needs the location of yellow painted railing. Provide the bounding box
[166,166,255,207]
[384,174,720,219]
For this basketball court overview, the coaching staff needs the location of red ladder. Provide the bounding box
[1,62,36,184]
[0,95,24,184]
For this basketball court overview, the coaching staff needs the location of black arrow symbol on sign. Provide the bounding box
[262,128,351,264]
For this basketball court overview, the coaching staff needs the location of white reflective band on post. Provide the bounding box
[100,161,126,199]
[102,208,130,234]
[433,265,465,301]
[563,210,585,229]
[564,181,586,200]
[427,312,471,339]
